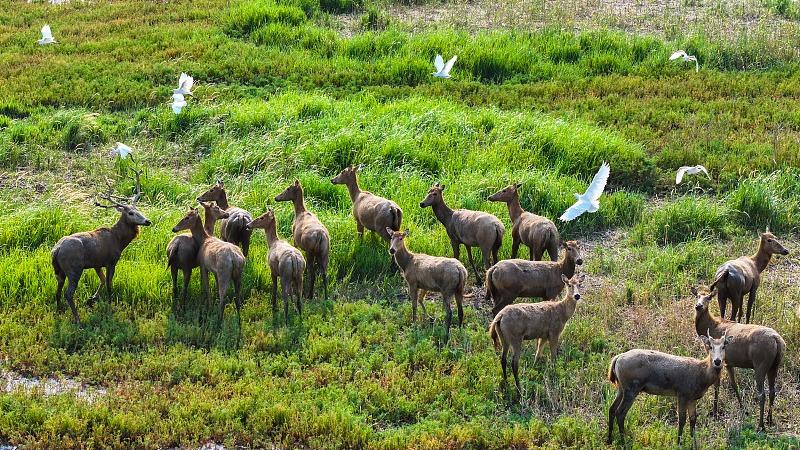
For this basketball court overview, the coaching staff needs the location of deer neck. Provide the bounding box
[215,192,230,210]
[560,255,576,279]
[559,294,578,320]
[292,195,307,216]
[344,177,361,202]
[393,245,413,271]
[431,200,454,228]
[507,194,524,223]
[111,216,139,250]
[203,212,218,236]
[701,356,723,388]
[264,224,280,247]
[189,218,210,246]
[752,243,772,273]
[694,308,720,337]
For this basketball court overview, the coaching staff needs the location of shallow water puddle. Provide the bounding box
[1,368,107,403]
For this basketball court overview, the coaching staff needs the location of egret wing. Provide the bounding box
[697,165,710,179]
[584,162,610,201]
[41,25,53,39]
[669,50,687,60]
[434,54,444,72]
[675,166,689,184]
[559,200,589,222]
[443,55,457,75]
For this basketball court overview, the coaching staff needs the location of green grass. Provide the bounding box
[1,0,799,448]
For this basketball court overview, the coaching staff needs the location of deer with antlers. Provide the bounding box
[51,168,151,323]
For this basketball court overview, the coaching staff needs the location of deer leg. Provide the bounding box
[409,285,418,323]
[727,366,743,410]
[356,220,364,238]
[713,378,720,417]
[241,234,250,258]
[233,275,242,343]
[465,246,481,284]
[216,274,230,327]
[530,246,542,261]
[54,273,65,312]
[687,400,698,450]
[511,342,522,395]
[717,293,728,320]
[676,397,689,446]
[767,364,778,426]
[89,268,106,304]
[746,289,756,324]
[181,269,191,311]
[616,390,638,446]
[105,264,116,299]
[451,240,460,260]
[200,268,210,305]
[511,236,520,259]
[417,289,429,318]
[281,276,291,323]
[306,255,316,300]
[442,292,453,343]
[756,369,767,431]
[607,388,624,444]
[321,257,329,301]
[64,272,81,324]
[455,289,464,327]
[548,332,559,364]
[295,274,303,316]
[533,338,544,365]
[500,343,509,383]
[546,240,559,262]
[734,295,744,323]
[170,266,178,305]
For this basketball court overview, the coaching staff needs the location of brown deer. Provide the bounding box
[171,207,245,329]
[607,334,731,449]
[331,165,402,241]
[388,228,467,343]
[711,231,789,323]
[197,180,253,257]
[692,286,785,431]
[485,241,582,316]
[419,183,504,283]
[247,209,306,322]
[488,183,560,261]
[275,180,330,301]
[52,168,151,323]
[166,201,229,310]
[489,274,585,393]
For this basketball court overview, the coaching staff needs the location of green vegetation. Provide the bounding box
[0,0,799,448]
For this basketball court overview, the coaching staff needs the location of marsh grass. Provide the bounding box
[0,0,799,448]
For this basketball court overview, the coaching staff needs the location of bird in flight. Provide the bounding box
[432,54,457,78]
[173,73,194,96]
[38,25,56,45]
[675,165,710,184]
[109,142,133,160]
[560,162,611,221]
[669,50,699,72]
[171,94,187,114]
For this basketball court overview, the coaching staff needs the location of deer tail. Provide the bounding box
[771,334,785,374]
[51,245,63,276]
[710,268,730,290]
[484,264,497,303]
[489,314,503,351]
[391,206,402,231]
[608,355,619,385]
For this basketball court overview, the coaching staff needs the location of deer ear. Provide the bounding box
[724,335,734,344]
[385,227,394,236]
[294,179,300,186]
[699,335,711,349]
[115,205,126,213]
[357,164,364,171]
[403,229,410,237]
[514,182,522,189]
[690,286,698,296]
[440,184,446,191]
[578,274,586,283]
[561,274,569,285]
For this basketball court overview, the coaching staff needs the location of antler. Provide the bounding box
[129,167,143,204]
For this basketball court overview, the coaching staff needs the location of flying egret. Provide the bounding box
[171,94,187,114]
[173,73,194,96]
[109,142,133,160]
[559,162,611,222]
[37,25,56,45]
[675,165,710,184]
[669,50,699,72]
[432,54,457,78]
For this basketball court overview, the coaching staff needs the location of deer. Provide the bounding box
[711,231,789,323]
[166,201,229,310]
[692,286,785,431]
[274,180,330,301]
[419,183,504,284]
[196,180,253,257]
[488,183,561,261]
[485,240,582,316]
[388,228,467,343]
[171,207,245,330]
[489,274,585,393]
[52,168,150,324]
[607,333,731,449]
[247,209,306,323]
[331,165,402,241]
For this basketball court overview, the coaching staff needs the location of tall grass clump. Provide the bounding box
[727,170,800,232]
[631,196,731,245]
[225,0,307,37]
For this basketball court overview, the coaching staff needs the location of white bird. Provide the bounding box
[432,54,457,78]
[109,142,133,159]
[559,162,611,222]
[669,50,699,72]
[171,93,187,114]
[173,73,194,96]
[675,165,710,184]
[37,25,56,45]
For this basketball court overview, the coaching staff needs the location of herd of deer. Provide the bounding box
[50,165,790,448]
